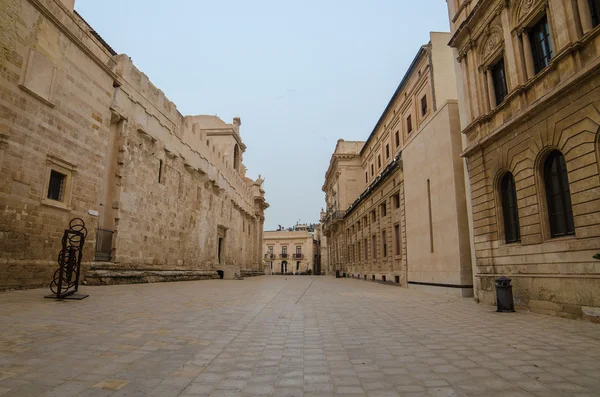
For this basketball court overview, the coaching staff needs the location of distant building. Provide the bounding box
[321,33,473,296]
[263,227,318,275]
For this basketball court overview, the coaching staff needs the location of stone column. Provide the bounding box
[578,0,594,34]
[521,30,536,80]
[486,69,496,110]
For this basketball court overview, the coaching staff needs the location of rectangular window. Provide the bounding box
[371,210,376,223]
[385,144,390,159]
[378,155,381,168]
[364,216,368,228]
[395,131,400,147]
[371,164,374,176]
[407,115,413,133]
[365,172,368,183]
[394,224,401,256]
[357,220,361,230]
[380,202,387,217]
[282,246,287,254]
[296,246,301,254]
[529,15,553,74]
[491,58,508,105]
[372,235,377,259]
[47,170,66,201]
[421,95,428,116]
[158,159,163,184]
[364,238,368,260]
[591,0,600,27]
[392,193,400,209]
[382,230,387,257]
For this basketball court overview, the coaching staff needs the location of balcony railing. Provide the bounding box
[280,253,288,259]
[323,210,346,229]
[264,253,275,259]
[293,253,304,259]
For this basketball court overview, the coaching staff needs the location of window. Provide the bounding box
[372,235,377,259]
[158,159,164,184]
[44,157,74,208]
[395,131,400,147]
[371,164,374,176]
[500,173,521,243]
[47,170,66,201]
[282,246,287,254]
[591,0,600,27]
[371,210,376,223]
[363,216,368,228]
[394,224,401,256]
[529,15,553,74]
[296,246,301,254]
[421,95,428,116]
[365,172,368,184]
[407,115,413,133]
[382,230,387,257]
[392,193,400,209]
[544,151,575,238]
[358,242,361,261]
[491,58,508,105]
[378,155,381,168]
[364,239,368,260]
[380,202,387,217]
[385,144,390,159]
[357,220,361,230]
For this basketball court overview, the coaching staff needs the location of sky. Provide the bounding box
[75,0,451,231]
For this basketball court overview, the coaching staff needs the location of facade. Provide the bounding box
[447,0,600,318]
[322,33,473,296]
[0,0,267,290]
[263,227,317,275]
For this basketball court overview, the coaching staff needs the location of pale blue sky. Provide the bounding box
[76,0,450,230]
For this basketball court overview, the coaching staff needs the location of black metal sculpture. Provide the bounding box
[45,218,89,300]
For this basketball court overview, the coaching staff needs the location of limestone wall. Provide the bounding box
[0,0,116,289]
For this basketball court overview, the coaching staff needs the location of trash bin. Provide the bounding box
[495,276,515,312]
[336,270,340,278]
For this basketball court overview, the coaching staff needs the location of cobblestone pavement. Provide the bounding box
[0,277,599,397]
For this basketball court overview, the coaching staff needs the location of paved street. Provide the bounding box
[0,276,599,397]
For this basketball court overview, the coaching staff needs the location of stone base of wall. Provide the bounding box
[241,269,264,278]
[0,260,93,292]
[84,263,219,285]
[476,276,600,323]
[408,282,473,298]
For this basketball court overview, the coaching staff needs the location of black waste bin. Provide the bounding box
[495,276,515,312]
[336,270,340,278]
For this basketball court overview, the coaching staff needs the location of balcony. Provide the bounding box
[280,253,288,259]
[264,253,275,259]
[293,253,304,259]
[322,210,346,236]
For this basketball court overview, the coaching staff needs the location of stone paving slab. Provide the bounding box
[0,276,599,397]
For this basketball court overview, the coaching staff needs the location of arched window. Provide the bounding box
[501,172,520,243]
[544,151,575,237]
[233,144,240,171]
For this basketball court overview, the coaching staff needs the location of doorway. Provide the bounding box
[218,237,223,264]
[217,270,224,279]
[281,261,288,273]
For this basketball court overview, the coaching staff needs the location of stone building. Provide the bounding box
[322,33,473,296]
[263,227,317,275]
[0,0,267,290]
[447,0,600,319]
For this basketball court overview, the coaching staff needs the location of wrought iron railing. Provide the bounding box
[280,253,288,259]
[94,228,113,262]
[293,253,304,259]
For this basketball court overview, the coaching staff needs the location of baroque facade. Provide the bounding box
[447,0,600,318]
[322,33,473,296]
[263,226,318,275]
[0,0,267,290]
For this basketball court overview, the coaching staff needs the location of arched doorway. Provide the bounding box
[281,261,288,274]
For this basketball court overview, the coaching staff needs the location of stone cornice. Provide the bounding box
[449,0,510,49]
[27,0,120,84]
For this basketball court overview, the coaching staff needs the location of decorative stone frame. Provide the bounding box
[42,155,76,210]
[478,24,507,113]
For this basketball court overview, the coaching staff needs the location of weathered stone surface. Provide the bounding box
[0,0,268,290]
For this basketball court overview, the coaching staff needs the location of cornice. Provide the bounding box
[27,0,120,84]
